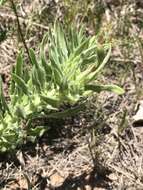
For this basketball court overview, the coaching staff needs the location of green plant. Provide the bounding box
[0,22,124,152]
[0,0,6,5]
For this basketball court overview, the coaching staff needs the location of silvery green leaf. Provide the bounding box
[15,106,26,119]
[93,45,111,74]
[27,126,46,142]
[0,112,5,124]
[70,38,89,59]
[82,55,97,66]
[23,67,30,83]
[53,67,63,87]
[78,26,85,43]
[36,66,46,89]
[46,103,85,118]
[41,58,52,82]
[9,66,15,95]
[97,47,105,64]
[87,45,111,82]
[0,0,6,5]
[85,84,124,95]
[50,47,61,67]
[29,48,38,67]
[54,21,68,59]
[15,50,23,77]
[81,45,96,58]
[40,95,59,108]
[29,49,46,87]
[12,73,30,96]
[76,64,95,83]
[40,32,48,59]
[31,66,41,92]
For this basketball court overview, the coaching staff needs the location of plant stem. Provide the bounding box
[9,0,32,64]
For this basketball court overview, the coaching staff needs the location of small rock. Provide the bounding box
[50,173,65,187]
[108,173,118,181]
[85,185,92,190]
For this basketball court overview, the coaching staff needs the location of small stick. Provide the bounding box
[9,0,32,64]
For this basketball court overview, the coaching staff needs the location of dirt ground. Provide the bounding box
[0,0,143,189]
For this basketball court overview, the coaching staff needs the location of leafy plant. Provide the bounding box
[0,0,6,5]
[0,22,124,152]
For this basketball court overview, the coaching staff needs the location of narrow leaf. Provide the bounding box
[15,50,23,77]
[40,95,59,108]
[85,84,124,95]
[12,73,29,96]
[31,66,41,92]
[9,66,15,95]
[46,104,85,118]
[0,0,6,5]
[29,48,38,67]
[88,45,111,82]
